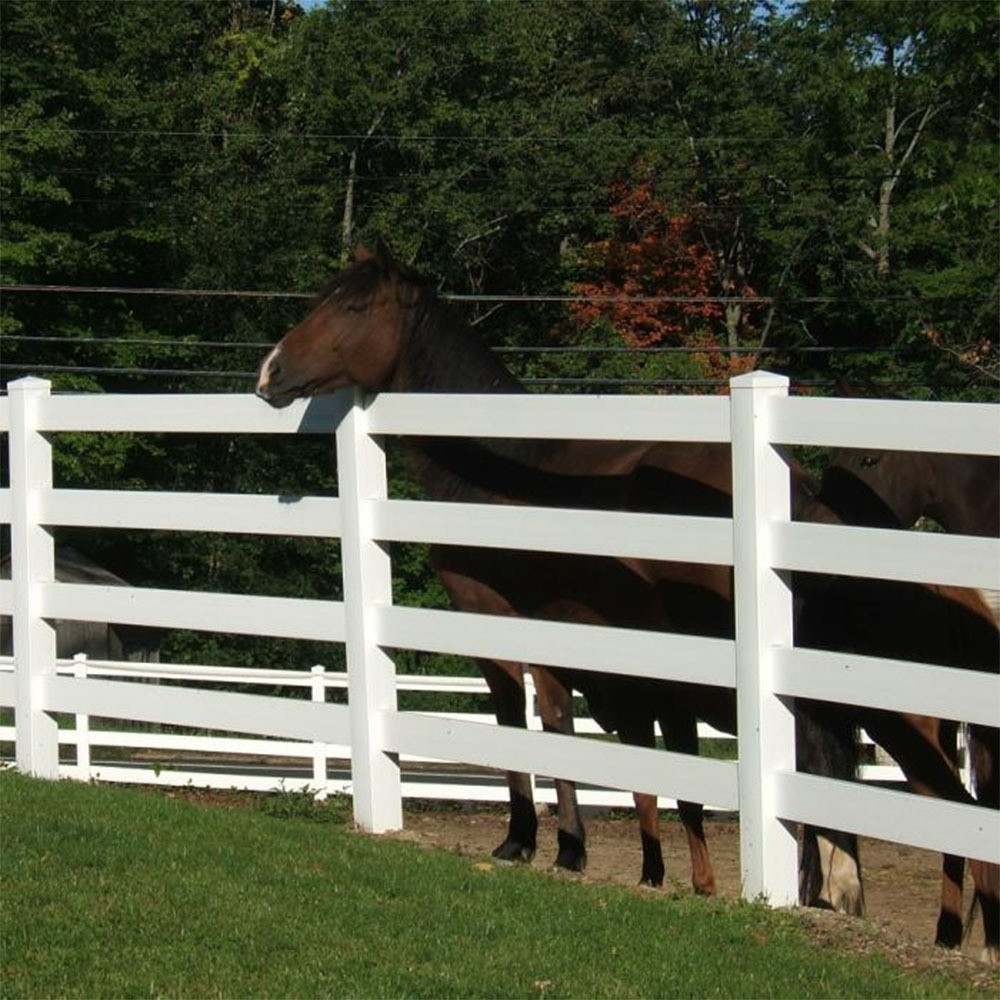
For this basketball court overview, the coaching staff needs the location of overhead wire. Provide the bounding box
[1,126,838,144]
[3,285,991,387]
[1,283,989,305]
[0,363,950,393]
[0,335,938,355]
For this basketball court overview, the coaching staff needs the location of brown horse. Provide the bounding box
[258,244,742,887]
[829,447,999,538]
[825,385,1000,953]
[256,245,998,955]
[828,382,999,539]
[806,465,998,955]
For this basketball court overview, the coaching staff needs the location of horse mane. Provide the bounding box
[400,293,523,396]
[315,252,433,309]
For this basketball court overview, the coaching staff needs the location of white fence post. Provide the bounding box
[73,654,91,780]
[336,388,403,832]
[730,371,798,905]
[9,377,59,778]
[310,664,328,800]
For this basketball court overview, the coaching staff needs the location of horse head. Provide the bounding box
[827,379,934,529]
[257,242,425,408]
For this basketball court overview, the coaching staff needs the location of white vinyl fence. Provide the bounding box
[1,373,997,905]
[0,655,933,803]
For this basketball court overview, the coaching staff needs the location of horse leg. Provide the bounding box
[968,723,999,964]
[479,657,537,864]
[795,699,865,915]
[616,713,663,887]
[531,667,587,872]
[969,856,1000,965]
[938,854,966,950]
[659,709,716,895]
[430,565,542,865]
[867,712,998,958]
[934,720,964,949]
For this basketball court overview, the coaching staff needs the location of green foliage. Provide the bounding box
[253,782,352,823]
[1,772,987,999]
[1,0,996,671]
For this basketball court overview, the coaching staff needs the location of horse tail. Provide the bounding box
[795,698,863,911]
[968,724,999,808]
[795,698,860,782]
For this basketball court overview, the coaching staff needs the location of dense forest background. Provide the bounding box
[1,0,997,675]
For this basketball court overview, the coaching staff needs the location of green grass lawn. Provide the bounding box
[0,770,988,999]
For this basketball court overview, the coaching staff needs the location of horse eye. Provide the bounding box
[860,456,880,469]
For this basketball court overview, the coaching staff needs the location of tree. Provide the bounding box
[567,173,758,386]
[779,0,999,396]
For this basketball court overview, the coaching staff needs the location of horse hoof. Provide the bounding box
[829,884,865,916]
[640,861,664,887]
[492,839,535,864]
[814,836,864,915]
[934,912,963,950]
[554,831,586,872]
[982,945,999,966]
[554,847,587,872]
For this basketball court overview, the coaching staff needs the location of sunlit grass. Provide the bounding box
[0,771,984,999]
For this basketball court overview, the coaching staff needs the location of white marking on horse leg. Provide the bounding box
[816,834,864,915]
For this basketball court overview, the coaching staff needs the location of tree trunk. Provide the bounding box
[875,96,895,277]
[340,148,358,265]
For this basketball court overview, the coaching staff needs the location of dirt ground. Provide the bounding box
[389,805,999,989]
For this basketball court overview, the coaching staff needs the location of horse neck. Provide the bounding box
[816,466,903,529]
[929,454,1000,537]
[391,295,524,396]
[389,295,562,502]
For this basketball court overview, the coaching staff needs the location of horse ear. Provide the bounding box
[354,244,373,262]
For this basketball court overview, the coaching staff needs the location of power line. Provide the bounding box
[1,126,826,145]
[0,363,949,393]
[2,283,991,305]
[20,164,904,186]
[5,335,271,350]
[0,283,308,299]
[0,363,254,379]
[0,335,931,356]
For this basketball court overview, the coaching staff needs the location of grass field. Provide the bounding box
[0,770,989,999]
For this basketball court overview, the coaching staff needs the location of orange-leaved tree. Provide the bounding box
[570,179,759,386]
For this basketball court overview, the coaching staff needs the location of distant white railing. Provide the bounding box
[1,374,997,907]
[0,653,747,806]
[0,653,920,801]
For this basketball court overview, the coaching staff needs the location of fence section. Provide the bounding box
[1,375,998,906]
[0,654,918,803]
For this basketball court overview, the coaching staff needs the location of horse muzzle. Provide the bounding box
[255,347,297,408]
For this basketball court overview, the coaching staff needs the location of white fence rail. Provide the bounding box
[0,654,748,806]
[1,374,998,906]
[0,653,932,801]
